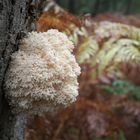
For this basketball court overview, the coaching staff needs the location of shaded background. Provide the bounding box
[57,0,140,15]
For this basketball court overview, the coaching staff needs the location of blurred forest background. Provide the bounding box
[25,0,140,140]
[57,0,140,15]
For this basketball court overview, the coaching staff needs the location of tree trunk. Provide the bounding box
[0,0,43,139]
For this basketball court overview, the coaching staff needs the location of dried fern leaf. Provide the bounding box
[95,21,140,41]
[114,39,140,63]
[77,37,99,64]
[97,43,122,76]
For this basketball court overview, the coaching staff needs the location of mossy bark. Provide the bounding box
[0,0,43,139]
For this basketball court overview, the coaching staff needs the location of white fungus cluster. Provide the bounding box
[4,29,81,114]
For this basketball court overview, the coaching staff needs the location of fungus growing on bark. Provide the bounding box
[4,29,81,114]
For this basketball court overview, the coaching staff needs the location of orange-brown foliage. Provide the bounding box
[94,13,140,28]
[37,11,81,33]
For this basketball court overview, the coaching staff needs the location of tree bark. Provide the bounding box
[0,0,43,139]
